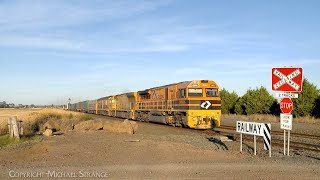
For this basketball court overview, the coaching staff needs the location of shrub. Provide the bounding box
[234,86,274,115]
[312,96,320,118]
[292,79,319,117]
[220,88,238,114]
[234,97,245,115]
[270,99,281,115]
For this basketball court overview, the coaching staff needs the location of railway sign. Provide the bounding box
[236,121,264,136]
[280,113,292,130]
[272,67,303,92]
[280,98,293,114]
[275,92,298,99]
[237,121,271,157]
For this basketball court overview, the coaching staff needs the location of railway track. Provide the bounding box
[216,125,320,152]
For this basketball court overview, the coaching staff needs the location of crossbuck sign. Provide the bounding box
[272,67,303,92]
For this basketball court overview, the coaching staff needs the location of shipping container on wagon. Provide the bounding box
[75,102,80,111]
[68,103,76,111]
[88,100,96,114]
[72,103,77,111]
[82,100,88,112]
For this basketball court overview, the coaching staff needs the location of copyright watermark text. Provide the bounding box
[9,170,109,178]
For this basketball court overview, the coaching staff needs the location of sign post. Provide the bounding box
[283,130,286,155]
[288,131,290,156]
[280,113,292,155]
[272,67,303,157]
[236,121,271,157]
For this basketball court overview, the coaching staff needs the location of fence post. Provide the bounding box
[11,116,20,139]
[9,117,14,138]
[8,118,12,136]
[18,120,23,136]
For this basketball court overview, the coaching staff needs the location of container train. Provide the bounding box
[68,80,221,129]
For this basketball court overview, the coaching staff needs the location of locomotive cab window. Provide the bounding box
[178,89,186,98]
[206,88,218,97]
[188,88,203,97]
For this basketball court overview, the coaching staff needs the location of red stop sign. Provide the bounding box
[280,98,293,114]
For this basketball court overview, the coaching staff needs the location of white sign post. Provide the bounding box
[236,121,271,157]
[280,113,292,156]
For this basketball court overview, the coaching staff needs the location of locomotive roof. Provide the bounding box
[138,81,192,93]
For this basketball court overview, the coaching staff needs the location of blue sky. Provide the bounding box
[0,0,319,105]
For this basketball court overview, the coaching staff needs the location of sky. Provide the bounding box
[0,0,319,105]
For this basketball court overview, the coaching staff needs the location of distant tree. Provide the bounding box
[220,88,238,114]
[235,97,245,115]
[270,99,281,115]
[312,96,320,118]
[292,79,319,117]
[234,87,274,115]
[0,101,6,108]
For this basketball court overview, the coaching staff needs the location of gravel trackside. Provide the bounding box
[0,117,319,179]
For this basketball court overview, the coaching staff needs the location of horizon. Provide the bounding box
[0,0,319,105]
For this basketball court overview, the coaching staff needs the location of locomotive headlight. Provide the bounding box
[192,84,198,87]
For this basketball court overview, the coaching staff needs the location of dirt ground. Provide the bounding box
[0,116,319,179]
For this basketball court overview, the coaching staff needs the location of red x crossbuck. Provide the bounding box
[272,67,303,92]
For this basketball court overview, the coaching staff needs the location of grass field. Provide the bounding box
[0,108,92,136]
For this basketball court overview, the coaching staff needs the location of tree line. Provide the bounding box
[220,79,320,118]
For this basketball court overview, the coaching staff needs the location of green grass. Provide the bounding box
[0,134,42,148]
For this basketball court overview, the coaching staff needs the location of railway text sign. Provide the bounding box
[236,121,264,136]
[272,67,303,92]
[237,121,272,155]
[280,98,293,114]
[275,92,298,99]
[280,113,292,130]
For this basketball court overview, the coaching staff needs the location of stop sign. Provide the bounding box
[280,98,293,114]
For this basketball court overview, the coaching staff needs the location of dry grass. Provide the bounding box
[0,108,43,135]
[0,108,93,135]
[221,114,320,124]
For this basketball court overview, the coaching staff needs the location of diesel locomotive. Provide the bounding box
[69,80,221,129]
